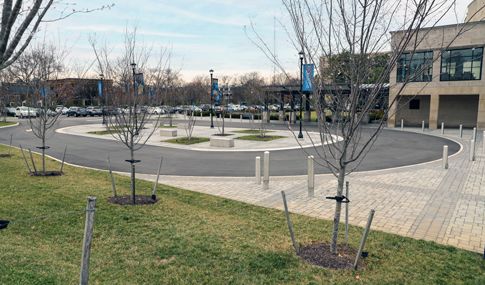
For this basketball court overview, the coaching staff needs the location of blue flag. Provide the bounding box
[303,64,314,91]
[98,81,103,97]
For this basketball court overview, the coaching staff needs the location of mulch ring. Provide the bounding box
[108,195,159,206]
[28,171,65,177]
[0,154,11,157]
[298,241,367,270]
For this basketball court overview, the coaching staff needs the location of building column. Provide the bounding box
[478,94,485,130]
[429,93,439,129]
[387,93,397,128]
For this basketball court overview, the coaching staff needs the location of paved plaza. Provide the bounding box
[124,125,485,253]
[4,117,484,253]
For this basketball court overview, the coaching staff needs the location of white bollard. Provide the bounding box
[200,112,202,119]
[263,151,270,190]
[230,114,232,121]
[441,123,444,135]
[470,140,475,161]
[422,121,425,132]
[460,125,463,138]
[401,119,403,129]
[308,155,314,197]
[443,145,448,169]
[473,127,477,142]
[240,114,243,122]
[255,156,261,184]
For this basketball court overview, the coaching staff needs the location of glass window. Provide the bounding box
[440,48,483,81]
[397,51,433,82]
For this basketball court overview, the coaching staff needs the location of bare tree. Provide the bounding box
[91,26,173,204]
[0,1,114,70]
[249,0,485,254]
[11,39,74,173]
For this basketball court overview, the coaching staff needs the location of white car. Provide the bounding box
[61,107,69,115]
[15,107,37,118]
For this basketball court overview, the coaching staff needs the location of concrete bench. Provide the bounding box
[210,137,234,148]
[177,123,188,129]
[160,129,177,137]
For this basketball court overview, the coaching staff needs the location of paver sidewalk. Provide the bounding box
[130,126,485,253]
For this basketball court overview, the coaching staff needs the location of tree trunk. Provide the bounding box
[330,163,347,254]
[130,134,135,205]
[42,136,45,172]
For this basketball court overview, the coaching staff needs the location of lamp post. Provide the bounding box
[298,50,304,139]
[131,62,138,135]
[100,73,105,125]
[210,69,214,128]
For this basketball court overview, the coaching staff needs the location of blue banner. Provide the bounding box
[148,91,153,99]
[303,64,314,92]
[136,73,144,95]
[212,78,219,101]
[98,81,102,97]
[41,88,46,98]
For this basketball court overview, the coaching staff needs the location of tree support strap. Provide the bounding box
[326,195,350,203]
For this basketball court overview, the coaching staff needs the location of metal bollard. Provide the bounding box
[470,140,475,161]
[443,145,448,169]
[460,125,463,138]
[308,156,314,197]
[441,122,444,135]
[422,121,425,132]
[354,209,375,270]
[263,151,270,190]
[473,127,477,142]
[401,119,403,129]
[255,156,261,184]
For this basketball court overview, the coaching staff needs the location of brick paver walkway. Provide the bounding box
[129,126,485,253]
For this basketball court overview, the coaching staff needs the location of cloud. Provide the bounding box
[65,24,201,38]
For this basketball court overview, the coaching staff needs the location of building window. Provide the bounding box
[440,48,483,81]
[409,99,420,110]
[397,51,433,82]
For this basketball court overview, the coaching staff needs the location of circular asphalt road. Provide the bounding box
[0,116,460,176]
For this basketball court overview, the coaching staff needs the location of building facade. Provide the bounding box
[388,2,485,130]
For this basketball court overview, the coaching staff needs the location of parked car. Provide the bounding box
[38,108,57,117]
[66,107,87,117]
[270,104,280,111]
[15,107,37,118]
[150,107,166,115]
[61,107,69,115]
[199,104,211,111]
[6,107,16,116]
[55,106,63,113]
[87,107,102,116]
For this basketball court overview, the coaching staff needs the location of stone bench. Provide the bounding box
[177,123,188,129]
[160,129,177,137]
[210,137,234,148]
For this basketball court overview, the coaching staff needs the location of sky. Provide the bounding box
[37,0,471,82]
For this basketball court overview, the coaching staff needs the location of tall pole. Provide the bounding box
[298,51,304,139]
[210,69,214,128]
[100,74,105,125]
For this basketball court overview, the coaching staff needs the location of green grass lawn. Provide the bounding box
[88,129,123,135]
[163,137,210,145]
[0,121,17,127]
[0,144,484,284]
[231,129,274,134]
[235,135,286,142]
